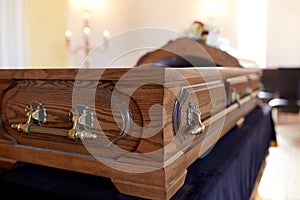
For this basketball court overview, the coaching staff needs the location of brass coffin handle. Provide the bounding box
[244,86,253,96]
[186,102,205,135]
[11,102,97,140]
[11,102,46,133]
[230,89,241,106]
[68,105,97,140]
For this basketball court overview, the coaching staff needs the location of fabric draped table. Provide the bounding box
[0,105,276,200]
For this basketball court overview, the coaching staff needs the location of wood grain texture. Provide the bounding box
[0,66,262,199]
[112,169,187,200]
[1,79,144,155]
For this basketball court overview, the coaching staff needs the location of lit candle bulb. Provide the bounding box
[65,29,72,45]
[82,11,90,20]
[103,30,110,38]
[83,27,91,35]
[102,30,110,47]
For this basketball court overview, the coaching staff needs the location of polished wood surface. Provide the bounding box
[0,66,261,199]
[136,37,243,67]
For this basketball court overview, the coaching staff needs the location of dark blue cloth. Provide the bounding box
[172,105,275,200]
[0,105,276,200]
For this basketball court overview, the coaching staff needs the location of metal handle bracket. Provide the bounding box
[11,102,97,141]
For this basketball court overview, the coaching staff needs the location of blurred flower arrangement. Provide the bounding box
[184,20,209,42]
[184,18,229,49]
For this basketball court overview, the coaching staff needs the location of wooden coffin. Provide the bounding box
[136,37,243,68]
[0,66,262,199]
